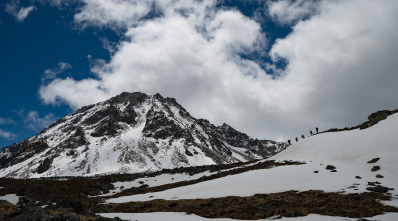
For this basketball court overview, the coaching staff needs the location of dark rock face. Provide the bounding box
[143,107,185,140]
[91,118,124,137]
[37,157,53,174]
[0,141,49,169]
[360,110,395,129]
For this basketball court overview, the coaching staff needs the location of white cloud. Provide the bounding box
[24,111,57,132]
[39,0,398,141]
[0,129,17,139]
[17,6,36,22]
[43,62,72,81]
[0,118,16,139]
[0,118,15,125]
[269,0,398,128]
[267,0,321,25]
[6,2,36,22]
[74,0,154,29]
[40,0,267,110]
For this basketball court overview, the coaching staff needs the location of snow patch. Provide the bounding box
[0,194,19,205]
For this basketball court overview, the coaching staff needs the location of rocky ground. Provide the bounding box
[0,160,397,220]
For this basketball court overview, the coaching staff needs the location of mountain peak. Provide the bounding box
[0,92,286,178]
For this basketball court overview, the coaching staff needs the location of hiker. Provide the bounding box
[287,140,291,145]
[316,127,319,134]
[295,137,298,142]
[301,135,305,139]
[310,130,313,136]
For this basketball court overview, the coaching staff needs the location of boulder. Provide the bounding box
[325,165,336,170]
[367,157,380,164]
[11,206,60,221]
[371,166,380,172]
[62,213,80,221]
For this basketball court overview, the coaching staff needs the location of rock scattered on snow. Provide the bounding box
[371,166,381,172]
[368,157,380,164]
[366,185,394,193]
[376,174,384,178]
[325,165,336,170]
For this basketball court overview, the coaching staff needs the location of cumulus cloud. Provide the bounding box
[267,0,321,25]
[40,0,267,110]
[23,111,57,132]
[269,0,398,128]
[39,0,398,141]
[5,2,36,22]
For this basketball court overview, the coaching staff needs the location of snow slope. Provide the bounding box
[99,212,398,221]
[106,113,398,206]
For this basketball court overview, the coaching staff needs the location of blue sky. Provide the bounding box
[0,1,111,147]
[1,0,397,148]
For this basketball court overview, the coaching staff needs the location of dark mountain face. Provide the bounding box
[0,92,287,178]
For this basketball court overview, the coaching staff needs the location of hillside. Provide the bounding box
[100,111,398,220]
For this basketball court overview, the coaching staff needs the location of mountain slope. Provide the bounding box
[0,92,286,178]
[104,111,398,207]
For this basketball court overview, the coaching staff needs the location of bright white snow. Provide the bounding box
[106,113,398,216]
[98,212,398,221]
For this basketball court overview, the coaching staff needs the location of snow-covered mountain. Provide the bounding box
[0,92,286,178]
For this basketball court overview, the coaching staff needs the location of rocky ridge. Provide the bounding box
[0,92,287,178]
[323,109,398,133]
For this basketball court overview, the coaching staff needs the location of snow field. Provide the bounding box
[105,113,398,221]
[105,161,373,203]
[98,212,398,221]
